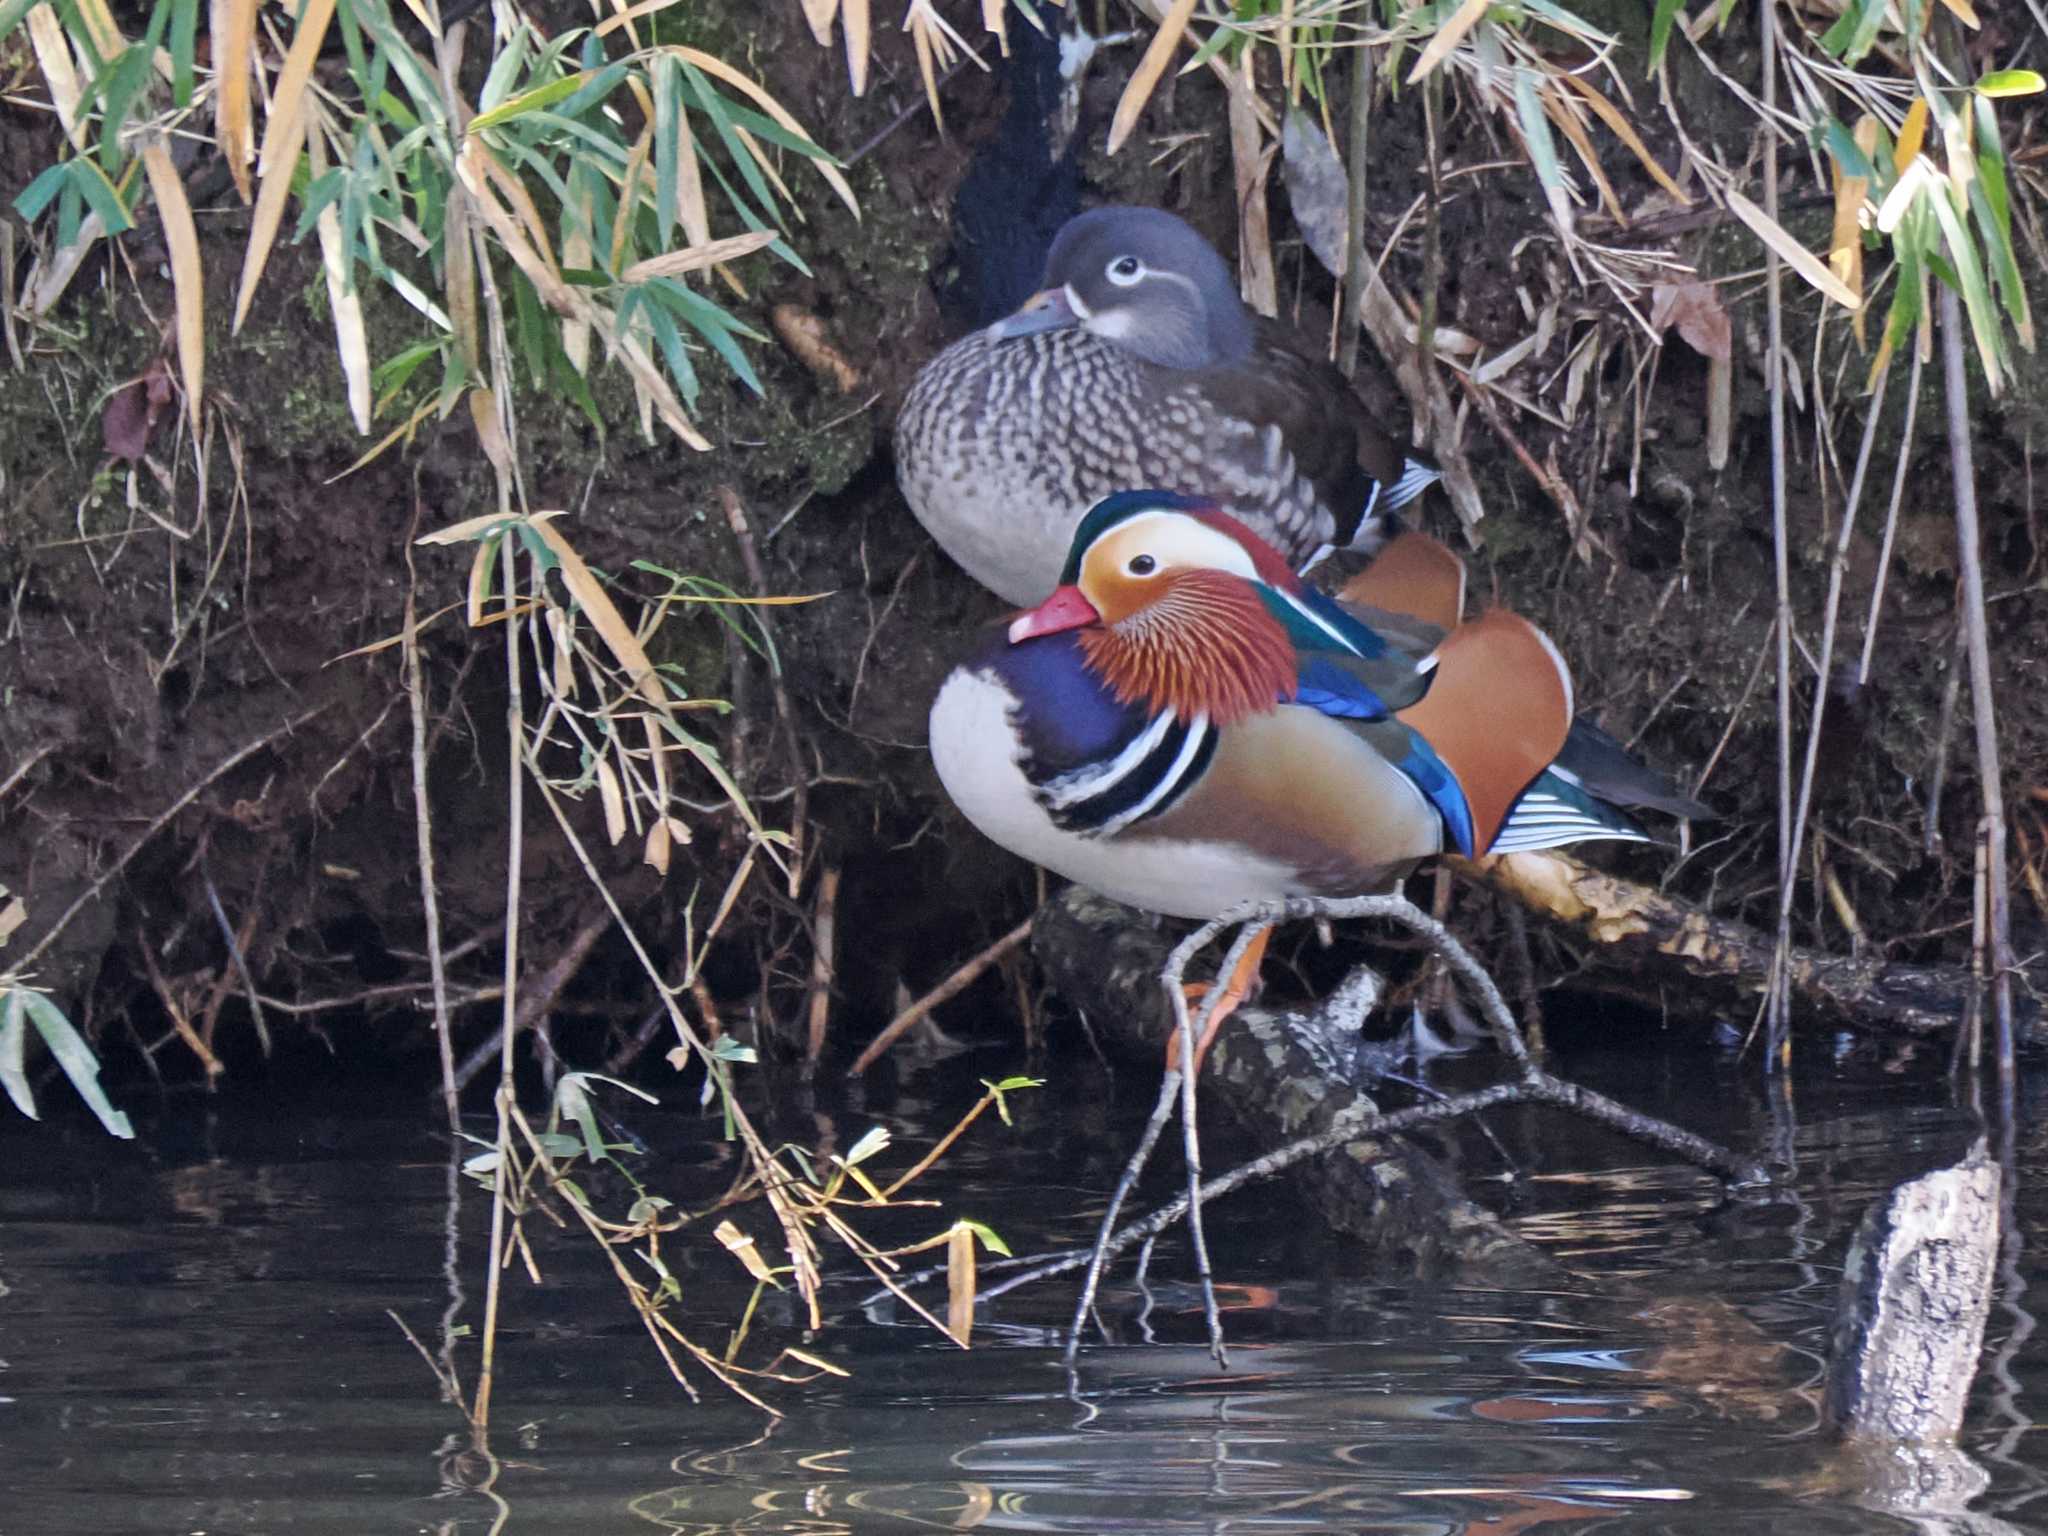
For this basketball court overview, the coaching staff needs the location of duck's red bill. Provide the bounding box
[1008,585,1100,643]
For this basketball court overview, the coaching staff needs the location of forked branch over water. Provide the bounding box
[1055,892,1766,1367]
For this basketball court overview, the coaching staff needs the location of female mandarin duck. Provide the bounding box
[930,492,1698,1060]
[898,206,1439,605]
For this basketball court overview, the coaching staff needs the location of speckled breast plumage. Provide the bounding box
[896,327,1334,606]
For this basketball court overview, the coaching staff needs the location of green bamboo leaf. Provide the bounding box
[1820,116,1878,186]
[1975,69,2045,99]
[653,52,680,253]
[1923,182,2005,387]
[0,992,30,1119]
[476,20,532,113]
[1820,0,1888,64]
[0,0,38,38]
[960,1220,1013,1258]
[1649,0,1683,76]
[13,162,69,222]
[678,59,783,220]
[9,988,135,1137]
[68,157,133,234]
[1967,180,2031,349]
[169,0,197,106]
[1510,63,1569,227]
[468,70,591,132]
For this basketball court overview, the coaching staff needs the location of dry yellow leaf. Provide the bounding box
[1895,98,1928,173]
[1407,0,1490,85]
[233,98,309,331]
[1559,72,1691,206]
[1108,0,1198,154]
[139,138,204,441]
[1725,187,1860,310]
[26,5,87,152]
[211,0,259,203]
[596,759,626,844]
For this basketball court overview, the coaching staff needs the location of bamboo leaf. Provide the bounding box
[468,70,592,131]
[665,46,859,216]
[1975,69,2044,99]
[1109,0,1198,153]
[1560,72,1690,204]
[232,105,306,331]
[1648,0,1683,76]
[1725,186,1860,309]
[210,0,257,202]
[1408,0,1490,85]
[622,228,778,283]
[24,4,88,151]
[139,137,204,439]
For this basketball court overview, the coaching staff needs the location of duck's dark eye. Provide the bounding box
[1128,553,1157,576]
[1106,255,1144,287]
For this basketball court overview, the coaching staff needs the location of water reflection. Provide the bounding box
[0,1028,2039,1534]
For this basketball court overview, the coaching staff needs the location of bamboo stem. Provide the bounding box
[1937,284,2016,1122]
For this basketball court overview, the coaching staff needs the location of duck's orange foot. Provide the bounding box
[1166,925,1273,1076]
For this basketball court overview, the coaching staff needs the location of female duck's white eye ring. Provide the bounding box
[1106,255,1144,287]
[1127,553,1157,576]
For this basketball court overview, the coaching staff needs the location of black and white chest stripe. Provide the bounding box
[1024,707,1216,838]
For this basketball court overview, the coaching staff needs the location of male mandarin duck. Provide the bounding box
[929,491,1703,1061]
[898,206,1440,605]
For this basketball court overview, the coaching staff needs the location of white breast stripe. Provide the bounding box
[1094,713,1213,838]
[1042,707,1178,810]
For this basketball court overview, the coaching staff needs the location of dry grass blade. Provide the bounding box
[800,0,839,46]
[139,138,204,440]
[1229,50,1276,314]
[232,84,311,330]
[1725,187,1860,309]
[211,0,260,203]
[1407,0,1490,85]
[1542,84,1626,223]
[256,0,336,177]
[844,0,870,94]
[665,47,860,217]
[25,5,87,152]
[561,187,592,374]
[1559,73,1691,205]
[622,229,781,283]
[1109,0,1198,155]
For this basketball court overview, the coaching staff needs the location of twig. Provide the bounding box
[1773,358,1893,1043]
[847,917,1032,1075]
[1938,283,2017,1123]
[404,495,460,1131]
[1761,0,1795,1070]
[803,865,840,1076]
[1857,347,1923,688]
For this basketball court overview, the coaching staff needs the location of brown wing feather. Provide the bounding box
[1336,531,1467,632]
[1396,611,1573,854]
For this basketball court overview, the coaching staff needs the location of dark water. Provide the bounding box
[4,1019,2045,1535]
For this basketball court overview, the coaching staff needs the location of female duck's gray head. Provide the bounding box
[991,206,1255,370]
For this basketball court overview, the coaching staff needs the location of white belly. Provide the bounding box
[929,669,1297,920]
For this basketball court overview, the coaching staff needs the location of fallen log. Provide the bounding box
[1465,851,2045,1046]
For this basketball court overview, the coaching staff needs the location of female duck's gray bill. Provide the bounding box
[991,285,1081,340]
